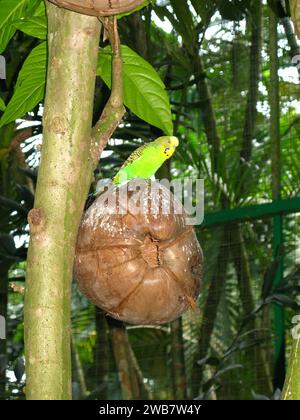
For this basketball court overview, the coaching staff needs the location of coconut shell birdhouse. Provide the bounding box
[49,0,146,16]
[75,180,203,325]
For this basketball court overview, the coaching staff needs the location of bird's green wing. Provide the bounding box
[113,143,151,184]
[119,143,149,171]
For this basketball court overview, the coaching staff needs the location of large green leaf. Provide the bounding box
[0,42,46,128]
[97,45,173,136]
[0,0,41,53]
[13,16,47,40]
[32,1,46,17]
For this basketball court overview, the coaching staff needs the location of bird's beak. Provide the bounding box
[170,136,179,147]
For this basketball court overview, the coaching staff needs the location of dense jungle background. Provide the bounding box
[0,0,300,400]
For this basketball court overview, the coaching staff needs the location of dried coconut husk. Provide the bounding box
[75,180,203,324]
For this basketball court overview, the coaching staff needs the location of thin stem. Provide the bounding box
[91,16,125,166]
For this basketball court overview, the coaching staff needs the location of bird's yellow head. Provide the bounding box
[155,136,179,159]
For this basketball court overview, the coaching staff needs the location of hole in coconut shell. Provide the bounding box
[140,235,161,268]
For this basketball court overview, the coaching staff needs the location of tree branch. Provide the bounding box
[91,16,125,167]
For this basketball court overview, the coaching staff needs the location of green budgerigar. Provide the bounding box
[113,136,179,185]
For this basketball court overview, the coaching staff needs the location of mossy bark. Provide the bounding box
[24,3,101,400]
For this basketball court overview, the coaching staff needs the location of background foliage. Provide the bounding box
[0,0,299,400]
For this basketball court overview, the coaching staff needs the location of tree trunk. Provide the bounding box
[280,17,300,78]
[94,309,109,400]
[193,54,220,175]
[171,318,187,399]
[230,223,273,396]
[230,2,272,396]
[190,43,231,399]
[230,225,255,321]
[24,3,101,400]
[108,318,137,400]
[71,335,88,399]
[239,1,262,183]
[128,342,152,399]
[190,225,230,397]
[108,318,152,400]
